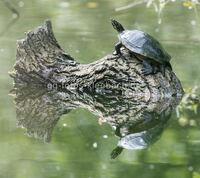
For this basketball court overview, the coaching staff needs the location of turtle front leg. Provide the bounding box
[113,42,122,56]
[159,64,165,77]
[141,60,153,75]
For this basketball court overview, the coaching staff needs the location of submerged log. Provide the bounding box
[9,20,183,98]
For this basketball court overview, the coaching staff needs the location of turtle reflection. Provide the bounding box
[10,86,181,158]
[111,111,171,159]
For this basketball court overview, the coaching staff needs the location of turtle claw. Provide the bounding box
[112,50,117,55]
[112,50,122,58]
[113,50,121,55]
[141,67,153,75]
[142,60,153,75]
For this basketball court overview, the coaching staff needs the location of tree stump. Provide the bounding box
[9,20,184,99]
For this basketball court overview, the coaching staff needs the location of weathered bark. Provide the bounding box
[9,20,183,98]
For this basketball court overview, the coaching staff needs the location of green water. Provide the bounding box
[0,0,200,178]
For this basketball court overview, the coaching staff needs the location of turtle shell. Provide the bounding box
[118,30,171,63]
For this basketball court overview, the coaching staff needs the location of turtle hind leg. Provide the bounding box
[113,42,122,56]
[141,60,153,75]
[166,62,172,70]
[159,64,165,77]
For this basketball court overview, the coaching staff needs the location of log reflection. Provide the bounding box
[10,86,181,158]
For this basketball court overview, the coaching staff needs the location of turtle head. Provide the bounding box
[110,18,125,33]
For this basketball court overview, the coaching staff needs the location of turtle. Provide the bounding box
[110,18,172,76]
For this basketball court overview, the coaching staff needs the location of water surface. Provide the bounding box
[0,1,200,178]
